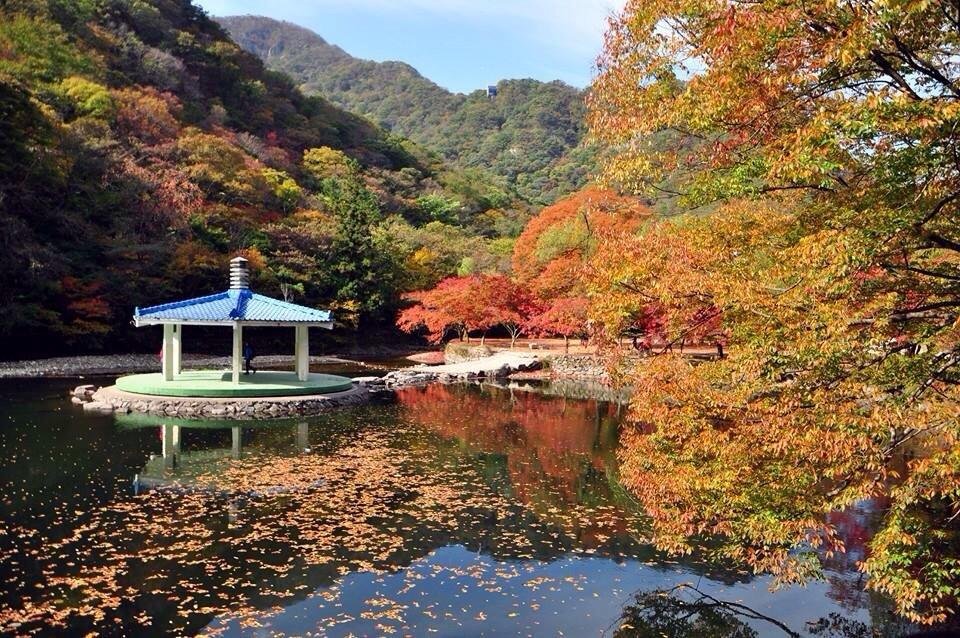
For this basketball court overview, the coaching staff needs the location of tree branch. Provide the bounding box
[868,50,923,100]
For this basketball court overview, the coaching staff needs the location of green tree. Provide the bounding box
[60,76,114,119]
[326,178,398,322]
[413,192,461,225]
[0,14,94,83]
[261,168,302,212]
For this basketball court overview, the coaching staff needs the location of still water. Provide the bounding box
[0,373,909,636]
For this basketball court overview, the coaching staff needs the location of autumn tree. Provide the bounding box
[512,187,648,298]
[588,0,960,623]
[511,188,649,346]
[523,296,588,352]
[397,274,534,346]
[482,274,536,347]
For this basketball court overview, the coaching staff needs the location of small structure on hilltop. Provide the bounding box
[486,84,498,98]
[133,256,332,385]
[81,256,367,418]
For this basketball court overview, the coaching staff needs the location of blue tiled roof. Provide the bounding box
[134,289,333,324]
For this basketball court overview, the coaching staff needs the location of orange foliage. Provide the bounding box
[237,246,266,270]
[511,187,649,298]
[397,274,534,343]
[112,86,181,144]
[523,296,589,343]
[170,240,223,277]
[59,276,111,335]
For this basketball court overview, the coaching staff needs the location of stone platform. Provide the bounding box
[91,376,369,419]
[115,370,354,397]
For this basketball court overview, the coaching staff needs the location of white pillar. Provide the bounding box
[294,326,300,376]
[231,426,242,459]
[232,323,243,384]
[162,324,175,381]
[172,324,182,375]
[295,325,309,381]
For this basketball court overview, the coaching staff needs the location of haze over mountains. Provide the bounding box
[218,16,595,204]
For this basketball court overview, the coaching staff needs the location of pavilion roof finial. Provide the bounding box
[229,256,250,290]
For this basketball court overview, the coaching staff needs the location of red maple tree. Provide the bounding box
[523,296,589,351]
[397,274,536,346]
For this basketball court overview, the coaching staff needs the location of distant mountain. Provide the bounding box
[218,16,596,204]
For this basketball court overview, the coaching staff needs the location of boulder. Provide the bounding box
[443,343,493,363]
[72,384,97,399]
[82,401,115,414]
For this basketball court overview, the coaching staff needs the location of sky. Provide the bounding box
[194,0,625,94]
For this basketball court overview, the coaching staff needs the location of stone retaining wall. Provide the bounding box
[544,354,609,379]
[90,384,370,419]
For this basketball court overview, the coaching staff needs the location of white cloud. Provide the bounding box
[359,0,624,41]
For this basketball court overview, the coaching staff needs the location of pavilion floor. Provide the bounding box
[115,370,354,398]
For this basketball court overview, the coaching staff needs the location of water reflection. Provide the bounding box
[134,421,323,493]
[0,380,904,636]
[613,583,798,637]
[612,583,912,638]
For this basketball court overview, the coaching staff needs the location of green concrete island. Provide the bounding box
[116,370,354,398]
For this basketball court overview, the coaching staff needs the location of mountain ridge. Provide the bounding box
[218,15,596,204]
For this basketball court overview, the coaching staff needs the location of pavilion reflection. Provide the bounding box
[124,417,316,493]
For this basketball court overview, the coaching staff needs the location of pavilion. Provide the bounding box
[115,256,352,398]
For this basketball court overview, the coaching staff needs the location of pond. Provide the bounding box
[0,372,913,636]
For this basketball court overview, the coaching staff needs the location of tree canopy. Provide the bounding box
[587,0,960,623]
[397,274,533,345]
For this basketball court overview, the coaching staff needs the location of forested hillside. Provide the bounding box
[0,0,527,357]
[218,16,596,204]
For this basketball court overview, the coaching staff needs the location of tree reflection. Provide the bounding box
[0,388,902,635]
[612,584,783,638]
[394,383,623,507]
[611,584,908,638]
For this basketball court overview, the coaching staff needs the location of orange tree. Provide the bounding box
[512,187,648,296]
[588,0,960,624]
[397,274,534,346]
[523,296,589,351]
[512,187,650,345]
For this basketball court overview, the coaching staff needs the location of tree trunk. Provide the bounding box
[509,330,518,348]
[564,335,570,352]
[480,331,486,345]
